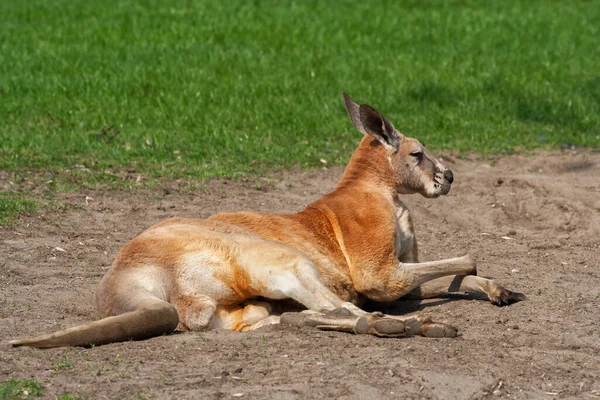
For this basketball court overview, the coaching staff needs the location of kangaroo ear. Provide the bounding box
[343,93,368,136]
[342,93,401,152]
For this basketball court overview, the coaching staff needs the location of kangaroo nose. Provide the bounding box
[444,170,454,184]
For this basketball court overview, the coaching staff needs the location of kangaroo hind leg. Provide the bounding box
[404,275,527,306]
[241,242,348,312]
[280,308,457,338]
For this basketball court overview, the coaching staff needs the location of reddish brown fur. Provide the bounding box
[10,94,525,348]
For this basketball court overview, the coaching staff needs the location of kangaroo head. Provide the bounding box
[343,93,453,198]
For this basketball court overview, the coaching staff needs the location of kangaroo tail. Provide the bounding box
[10,299,179,349]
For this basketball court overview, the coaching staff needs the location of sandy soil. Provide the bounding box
[1,151,599,399]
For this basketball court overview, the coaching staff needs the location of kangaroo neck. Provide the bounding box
[334,136,397,198]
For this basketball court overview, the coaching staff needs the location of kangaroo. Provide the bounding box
[10,93,525,348]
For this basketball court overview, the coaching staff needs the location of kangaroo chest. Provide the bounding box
[394,196,416,262]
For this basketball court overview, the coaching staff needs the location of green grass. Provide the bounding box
[0,379,43,399]
[0,192,38,225]
[52,351,75,371]
[1,0,599,181]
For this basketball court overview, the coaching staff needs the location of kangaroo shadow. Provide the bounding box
[364,293,489,315]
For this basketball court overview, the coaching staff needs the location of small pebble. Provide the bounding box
[508,229,517,236]
[511,268,520,274]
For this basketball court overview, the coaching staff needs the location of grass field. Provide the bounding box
[1,0,599,182]
[0,378,44,399]
[0,191,38,225]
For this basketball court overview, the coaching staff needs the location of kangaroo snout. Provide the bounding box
[443,169,454,184]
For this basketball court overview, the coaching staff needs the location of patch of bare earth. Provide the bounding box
[1,151,599,399]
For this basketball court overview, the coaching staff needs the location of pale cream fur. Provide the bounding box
[10,94,525,348]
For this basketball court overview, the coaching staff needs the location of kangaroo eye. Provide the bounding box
[410,151,423,158]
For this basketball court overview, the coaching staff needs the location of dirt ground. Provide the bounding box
[1,150,599,399]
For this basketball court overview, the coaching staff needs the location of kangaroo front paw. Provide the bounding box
[489,286,528,306]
